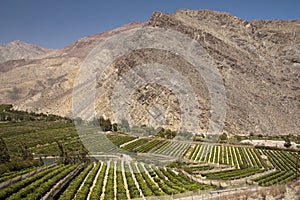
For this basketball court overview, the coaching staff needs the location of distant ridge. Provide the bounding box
[0,40,53,63]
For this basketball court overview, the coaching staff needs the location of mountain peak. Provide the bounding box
[0,40,53,63]
[10,40,23,44]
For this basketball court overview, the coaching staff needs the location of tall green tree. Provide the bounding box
[98,116,112,131]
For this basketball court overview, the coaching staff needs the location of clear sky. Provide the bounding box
[0,0,299,49]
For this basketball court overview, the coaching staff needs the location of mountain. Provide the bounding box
[0,40,53,63]
[0,10,299,136]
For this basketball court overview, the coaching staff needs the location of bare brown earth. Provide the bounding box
[0,9,299,136]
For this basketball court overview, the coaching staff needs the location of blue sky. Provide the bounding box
[0,0,299,49]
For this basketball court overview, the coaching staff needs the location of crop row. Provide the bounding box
[0,165,43,184]
[91,134,298,188]
[251,149,298,186]
[187,144,267,169]
[5,164,78,200]
[121,138,150,152]
[184,165,214,174]
[63,161,213,199]
[104,162,114,200]
[116,161,127,199]
[153,142,190,157]
[106,134,136,146]
[0,165,63,199]
[89,162,107,199]
[186,144,299,186]
[121,137,192,158]
[252,170,295,186]
[135,140,165,153]
[59,163,94,200]
[204,167,263,180]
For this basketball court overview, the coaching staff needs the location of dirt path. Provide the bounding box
[87,161,103,200]
[196,145,204,161]
[75,162,96,199]
[120,138,140,148]
[127,161,145,199]
[113,161,117,200]
[101,160,111,200]
[121,160,131,200]
[141,163,164,194]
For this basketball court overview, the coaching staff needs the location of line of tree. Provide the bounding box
[0,104,71,122]
[155,128,177,139]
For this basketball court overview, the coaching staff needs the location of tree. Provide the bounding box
[112,123,119,132]
[156,127,165,138]
[219,133,228,143]
[165,129,177,139]
[155,128,176,139]
[284,136,292,148]
[79,146,89,163]
[19,142,32,160]
[57,141,70,164]
[98,116,112,132]
[6,116,12,121]
[284,141,292,148]
[74,117,83,126]
[0,113,5,121]
[0,137,10,163]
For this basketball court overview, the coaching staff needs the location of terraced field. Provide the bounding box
[0,119,87,158]
[117,137,191,158]
[1,105,299,199]
[1,133,299,199]
[109,136,299,187]
[0,161,214,200]
[186,144,267,169]
[186,144,299,186]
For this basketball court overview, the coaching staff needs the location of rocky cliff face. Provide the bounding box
[0,10,299,136]
[146,9,299,135]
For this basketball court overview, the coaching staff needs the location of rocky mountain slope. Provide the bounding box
[0,40,53,63]
[0,10,299,136]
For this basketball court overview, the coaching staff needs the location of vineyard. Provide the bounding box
[1,109,299,200]
[184,144,299,186]
[0,115,85,159]
[0,161,214,200]
[0,132,299,199]
[108,136,299,187]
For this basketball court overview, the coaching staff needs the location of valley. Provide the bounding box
[0,105,299,199]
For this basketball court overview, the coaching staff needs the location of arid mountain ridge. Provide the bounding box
[0,40,53,63]
[0,9,299,136]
